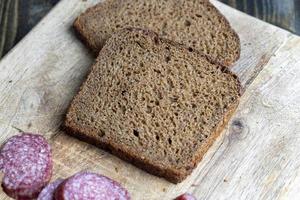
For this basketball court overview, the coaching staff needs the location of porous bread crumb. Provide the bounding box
[65,28,241,183]
[74,0,240,66]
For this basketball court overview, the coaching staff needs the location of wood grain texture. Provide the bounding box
[0,0,59,58]
[0,0,18,57]
[16,0,60,43]
[186,35,300,200]
[0,0,299,199]
[220,0,299,35]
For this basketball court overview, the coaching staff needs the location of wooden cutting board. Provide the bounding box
[0,0,300,199]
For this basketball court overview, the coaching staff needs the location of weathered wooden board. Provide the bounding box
[0,0,299,199]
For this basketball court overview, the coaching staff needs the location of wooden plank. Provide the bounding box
[0,0,61,58]
[220,0,298,35]
[188,35,300,200]
[0,0,299,199]
[0,0,18,58]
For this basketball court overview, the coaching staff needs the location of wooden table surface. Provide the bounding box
[0,0,299,58]
[0,0,300,199]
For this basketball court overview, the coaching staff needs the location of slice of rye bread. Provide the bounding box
[74,0,240,67]
[65,28,242,183]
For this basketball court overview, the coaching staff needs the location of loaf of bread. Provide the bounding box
[74,0,240,67]
[65,28,241,183]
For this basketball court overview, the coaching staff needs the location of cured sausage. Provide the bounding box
[0,133,52,199]
[175,193,197,200]
[37,179,64,200]
[55,172,130,200]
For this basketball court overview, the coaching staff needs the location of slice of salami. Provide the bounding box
[175,193,197,200]
[37,179,64,200]
[0,133,52,199]
[55,172,130,200]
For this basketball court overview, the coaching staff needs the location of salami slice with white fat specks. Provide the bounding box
[55,172,130,200]
[37,178,64,200]
[0,133,52,199]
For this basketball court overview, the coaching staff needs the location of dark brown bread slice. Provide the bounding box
[74,0,240,67]
[65,28,241,183]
